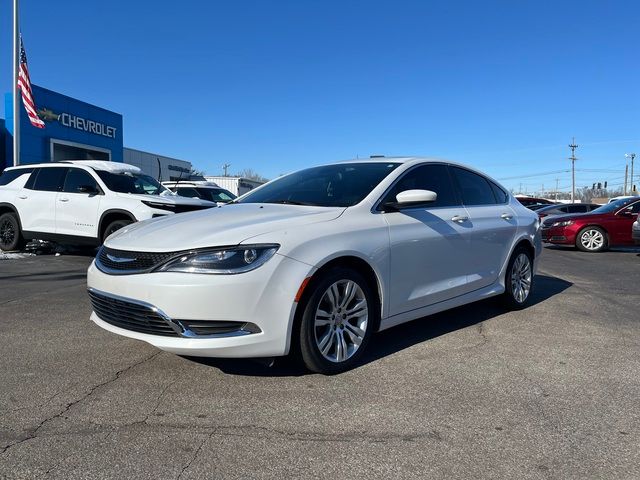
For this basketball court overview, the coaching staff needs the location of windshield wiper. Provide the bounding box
[268,199,319,206]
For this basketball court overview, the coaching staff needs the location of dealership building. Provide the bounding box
[1,85,192,181]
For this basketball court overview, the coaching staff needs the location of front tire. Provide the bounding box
[298,267,378,374]
[502,246,534,309]
[102,219,132,243]
[0,212,25,252]
[576,226,607,252]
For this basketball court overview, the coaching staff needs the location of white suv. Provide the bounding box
[0,161,215,251]
[162,181,237,204]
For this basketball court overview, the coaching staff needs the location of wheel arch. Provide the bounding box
[98,209,136,241]
[289,253,385,356]
[0,203,22,230]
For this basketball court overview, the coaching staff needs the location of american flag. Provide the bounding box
[17,35,45,129]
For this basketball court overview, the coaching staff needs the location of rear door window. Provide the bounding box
[488,181,509,204]
[63,168,99,193]
[450,167,497,206]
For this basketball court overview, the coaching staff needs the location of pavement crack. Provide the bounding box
[177,431,214,480]
[469,321,489,349]
[0,351,161,456]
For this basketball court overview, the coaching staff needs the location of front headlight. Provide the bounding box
[551,220,574,227]
[156,244,279,274]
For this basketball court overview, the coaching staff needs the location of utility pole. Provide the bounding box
[222,163,231,177]
[555,178,559,201]
[625,153,636,194]
[624,165,628,195]
[569,138,578,203]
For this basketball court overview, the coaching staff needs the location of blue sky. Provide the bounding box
[1,0,639,193]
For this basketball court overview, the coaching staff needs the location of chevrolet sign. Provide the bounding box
[37,108,117,139]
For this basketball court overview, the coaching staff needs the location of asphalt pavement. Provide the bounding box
[0,245,638,479]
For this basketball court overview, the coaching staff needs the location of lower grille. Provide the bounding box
[180,320,250,336]
[88,289,179,337]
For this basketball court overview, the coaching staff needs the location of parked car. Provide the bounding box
[0,161,216,251]
[633,219,640,245]
[608,195,638,204]
[528,203,558,211]
[541,197,640,252]
[536,203,600,219]
[87,157,541,374]
[162,181,237,204]
[515,196,555,209]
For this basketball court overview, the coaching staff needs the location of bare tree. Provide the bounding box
[235,168,269,183]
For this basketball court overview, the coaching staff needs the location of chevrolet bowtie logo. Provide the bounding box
[36,108,60,122]
[106,254,136,263]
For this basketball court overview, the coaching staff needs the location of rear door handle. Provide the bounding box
[59,197,69,202]
[451,215,469,223]
[501,213,513,220]
[18,195,28,199]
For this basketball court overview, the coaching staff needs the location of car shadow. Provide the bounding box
[183,274,573,377]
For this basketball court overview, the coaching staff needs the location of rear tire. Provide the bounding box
[102,219,132,243]
[298,267,378,374]
[575,226,607,252]
[0,212,25,252]
[502,246,534,310]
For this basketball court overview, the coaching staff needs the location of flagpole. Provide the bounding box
[12,0,20,167]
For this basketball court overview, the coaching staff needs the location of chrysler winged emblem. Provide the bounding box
[106,254,136,263]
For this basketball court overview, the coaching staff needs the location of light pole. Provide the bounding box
[625,153,636,194]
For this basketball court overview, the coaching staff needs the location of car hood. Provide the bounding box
[542,212,608,226]
[115,192,215,206]
[104,203,346,251]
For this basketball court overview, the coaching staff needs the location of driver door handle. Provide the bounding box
[501,213,513,220]
[58,197,69,202]
[451,215,469,223]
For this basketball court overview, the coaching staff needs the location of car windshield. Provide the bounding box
[590,197,637,214]
[238,162,400,207]
[198,188,236,203]
[96,170,169,195]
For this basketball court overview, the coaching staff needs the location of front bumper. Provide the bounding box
[632,224,640,245]
[541,226,575,245]
[86,253,313,358]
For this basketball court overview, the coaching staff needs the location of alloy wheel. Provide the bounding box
[580,229,604,251]
[313,279,369,363]
[510,253,532,304]
[0,219,16,248]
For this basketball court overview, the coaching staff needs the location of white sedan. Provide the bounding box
[87,157,541,374]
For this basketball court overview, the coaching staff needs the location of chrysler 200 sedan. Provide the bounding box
[87,158,541,374]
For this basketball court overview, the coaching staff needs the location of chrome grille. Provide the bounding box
[88,289,179,337]
[96,246,184,274]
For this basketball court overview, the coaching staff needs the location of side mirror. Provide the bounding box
[77,184,99,194]
[382,189,437,211]
[396,189,437,204]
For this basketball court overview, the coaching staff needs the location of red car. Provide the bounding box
[541,197,640,252]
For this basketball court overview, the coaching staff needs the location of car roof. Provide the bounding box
[4,160,142,174]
